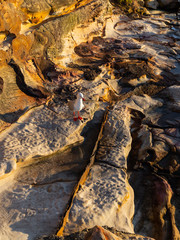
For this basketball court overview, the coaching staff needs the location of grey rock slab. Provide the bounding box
[0,104,87,177]
[170,61,180,82]
[163,85,180,111]
[63,164,134,235]
[96,105,132,169]
[121,94,163,114]
[0,151,81,240]
[0,181,74,240]
[146,0,159,9]
[113,18,166,38]
[153,128,180,153]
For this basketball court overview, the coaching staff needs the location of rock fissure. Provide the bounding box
[56,106,110,237]
[31,179,77,187]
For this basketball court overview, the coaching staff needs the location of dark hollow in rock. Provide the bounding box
[0,77,3,94]
[74,43,93,57]
[83,67,101,81]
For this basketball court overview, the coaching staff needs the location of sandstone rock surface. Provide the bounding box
[0,1,180,240]
[0,64,39,132]
[0,94,99,176]
[62,106,134,235]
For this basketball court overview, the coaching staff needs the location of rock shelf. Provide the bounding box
[0,0,180,240]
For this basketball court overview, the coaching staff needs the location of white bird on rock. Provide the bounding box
[68,92,85,121]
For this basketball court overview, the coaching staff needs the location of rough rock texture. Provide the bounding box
[163,85,180,112]
[0,94,100,176]
[145,0,159,9]
[63,164,134,233]
[0,63,40,132]
[30,0,110,61]
[0,100,105,240]
[62,106,134,235]
[0,1,180,240]
[85,226,155,240]
[96,105,132,168]
[0,143,91,240]
[39,226,155,240]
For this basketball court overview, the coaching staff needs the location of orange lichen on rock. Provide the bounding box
[0,50,9,65]
[12,34,34,62]
[0,1,23,35]
[25,11,50,25]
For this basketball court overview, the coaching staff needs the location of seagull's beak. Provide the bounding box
[83,98,85,101]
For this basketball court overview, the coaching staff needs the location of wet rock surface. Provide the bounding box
[0,0,180,240]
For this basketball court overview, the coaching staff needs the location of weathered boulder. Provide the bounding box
[153,127,180,153]
[131,172,180,240]
[122,94,163,114]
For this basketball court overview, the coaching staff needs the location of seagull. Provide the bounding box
[68,92,85,121]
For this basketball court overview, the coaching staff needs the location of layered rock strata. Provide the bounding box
[0,1,179,240]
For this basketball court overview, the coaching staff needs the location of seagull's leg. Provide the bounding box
[78,111,83,120]
[73,111,78,121]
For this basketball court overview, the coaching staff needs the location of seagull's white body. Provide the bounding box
[68,92,85,121]
[74,93,84,111]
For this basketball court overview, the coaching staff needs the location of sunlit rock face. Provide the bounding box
[0,0,110,134]
[0,0,180,240]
